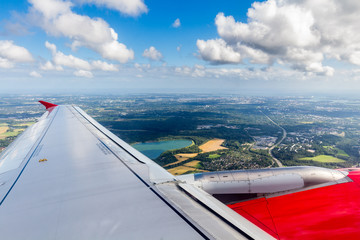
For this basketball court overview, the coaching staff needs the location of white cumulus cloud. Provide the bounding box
[142,46,163,61]
[40,61,64,71]
[197,39,242,64]
[0,58,14,69]
[197,0,360,76]
[45,41,91,70]
[44,41,118,74]
[74,69,93,78]
[29,71,42,77]
[75,0,147,17]
[29,0,134,63]
[172,18,181,28]
[91,60,118,71]
[0,40,33,68]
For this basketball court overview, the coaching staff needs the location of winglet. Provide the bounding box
[39,101,58,110]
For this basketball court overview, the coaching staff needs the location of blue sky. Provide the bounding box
[1,0,360,95]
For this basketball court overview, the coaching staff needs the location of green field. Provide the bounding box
[335,149,349,157]
[13,122,35,127]
[323,146,349,157]
[2,129,24,138]
[299,155,346,163]
[0,122,33,139]
[208,153,220,159]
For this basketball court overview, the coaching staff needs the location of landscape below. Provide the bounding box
[1,94,359,175]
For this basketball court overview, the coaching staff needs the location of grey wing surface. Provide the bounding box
[0,104,274,240]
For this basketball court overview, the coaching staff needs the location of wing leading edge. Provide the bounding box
[0,103,274,240]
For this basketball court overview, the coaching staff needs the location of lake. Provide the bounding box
[132,139,193,159]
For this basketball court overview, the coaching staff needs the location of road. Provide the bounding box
[260,110,286,167]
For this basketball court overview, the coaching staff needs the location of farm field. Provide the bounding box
[208,154,221,159]
[0,126,9,136]
[167,165,207,175]
[323,146,350,157]
[299,155,346,163]
[199,139,227,152]
[13,122,35,127]
[166,139,228,174]
[164,153,199,167]
[0,127,24,139]
[175,153,199,161]
[184,160,201,168]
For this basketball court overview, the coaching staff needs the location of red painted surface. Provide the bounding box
[230,198,279,239]
[39,101,58,110]
[228,170,360,240]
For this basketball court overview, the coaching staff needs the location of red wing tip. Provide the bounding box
[39,100,58,110]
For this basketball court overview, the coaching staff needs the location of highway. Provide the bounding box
[260,110,286,167]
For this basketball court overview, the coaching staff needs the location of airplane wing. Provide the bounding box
[0,101,358,240]
[0,102,273,240]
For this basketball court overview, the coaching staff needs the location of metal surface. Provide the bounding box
[0,106,205,239]
[0,110,52,205]
[178,183,275,240]
[179,166,349,195]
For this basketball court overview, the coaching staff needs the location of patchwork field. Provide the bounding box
[13,122,35,127]
[184,160,201,168]
[323,146,349,157]
[0,129,24,139]
[0,126,9,135]
[164,153,198,167]
[164,153,199,167]
[167,165,207,175]
[167,139,227,175]
[0,122,34,140]
[175,153,199,160]
[208,153,221,159]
